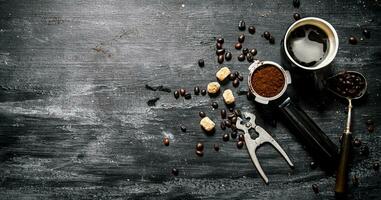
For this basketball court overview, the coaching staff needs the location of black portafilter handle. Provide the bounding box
[279,97,339,171]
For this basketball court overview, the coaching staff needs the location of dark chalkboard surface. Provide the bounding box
[0,0,380,199]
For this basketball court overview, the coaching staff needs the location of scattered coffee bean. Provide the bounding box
[310,161,317,169]
[229,73,236,80]
[349,36,357,45]
[231,131,237,139]
[194,86,200,95]
[293,0,300,8]
[353,138,362,147]
[248,26,256,34]
[216,48,225,56]
[174,90,180,99]
[359,145,369,156]
[199,111,206,118]
[217,37,224,44]
[196,142,204,151]
[235,42,242,50]
[212,102,218,109]
[214,144,220,151]
[228,107,234,112]
[234,109,242,118]
[184,93,191,99]
[246,53,254,62]
[366,119,374,126]
[180,125,187,132]
[180,89,186,96]
[362,28,370,38]
[218,55,224,64]
[237,140,244,149]
[373,162,380,171]
[225,120,232,128]
[250,48,257,56]
[216,42,223,49]
[352,175,359,186]
[237,74,244,81]
[269,35,275,44]
[196,150,204,157]
[263,31,271,40]
[238,134,244,141]
[201,89,207,96]
[198,59,205,67]
[231,117,237,124]
[234,71,240,77]
[293,13,301,20]
[312,184,319,194]
[368,125,375,133]
[238,54,245,61]
[238,20,246,31]
[242,48,249,54]
[247,91,253,100]
[238,34,245,43]
[220,121,226,130]
[233,79,240,87]
[223,133,230,141]
[147,97,160,106]
[163,137,170,146]
[225,51,232,61]
[172,168,179,176]
[221,109,227,119]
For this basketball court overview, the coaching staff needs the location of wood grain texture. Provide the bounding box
[0,0,380,199]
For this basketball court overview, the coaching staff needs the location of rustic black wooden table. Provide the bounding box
[0,0,380,199]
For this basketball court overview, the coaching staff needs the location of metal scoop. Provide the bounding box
[326,71,367,196]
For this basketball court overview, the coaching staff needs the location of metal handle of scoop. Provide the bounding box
[335,99,353,196]
[279,97,339,171]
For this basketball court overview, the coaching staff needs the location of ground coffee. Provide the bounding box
[251,65,285,97]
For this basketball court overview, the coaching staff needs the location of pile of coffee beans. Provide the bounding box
[328,71,366,99]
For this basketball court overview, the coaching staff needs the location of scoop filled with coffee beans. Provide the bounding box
[326,71,368,196]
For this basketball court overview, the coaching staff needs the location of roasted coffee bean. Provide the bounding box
[174,90,180,99]
[229,73,236,80]
[234,109,242,117]
[172,168,179,176]
[238,34,245,43]
[250,48,257,56]
[196,150,204,157]
[163,137,170,146]
[231,117,237,124]
[216,42,223,49]
[231,131,237,139]
[238,54,245,62]
[293,0,300,8]
[198,59,205,67]
[368,125,375,133]
[269,35,275,44]
[293,13,301,20]
[229,107,234,112]
[225,120,232,128]
[362,28,370,38]
[238,20,246,31]
[220,121,226,130]
[237,140,244,149]
[238,134,244,141]
[180,89,186,96]
[212,102,218,109]
[237,74,244,81]
[235,42,242,50]
[184,93,191,99]
[233,79,240,87]
[359,145,369,156]
[216,48,225,56]
[225,52,232,61]
[312,184,319,194]
[180,125,187,132]
[218,55,224,64]
[194,86,200,95]
[247,91,253,100]
[349,36,357,45]
[246,53,254,62]
[310,161,317,169]
[373,162,380,171]
[199,111,206,118]
[196,142,204,151]
[352,175,359,186]
[214,143,220,151]
[242,48,249,54]
[201,89,207,96]
[234,71,240,77]
[263,31,271,40]
[353,138,362,147]
[217,37,224,44]
[248,26,256,34]
[221,109,227,119]
[223,133,230,141]
[366,119,374,126]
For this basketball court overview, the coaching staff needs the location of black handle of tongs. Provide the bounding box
[278,98,339,171]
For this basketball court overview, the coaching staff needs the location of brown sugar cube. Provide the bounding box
[207,82,220,94]
[216,67,231,82]
[200,117,215,132]
[223,89,235,104]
